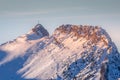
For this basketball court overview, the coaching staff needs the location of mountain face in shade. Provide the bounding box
[0,24,120,80]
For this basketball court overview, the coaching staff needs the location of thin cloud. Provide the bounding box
[54,13,120,19]
[1,11,48,16]
[0,6,92,17]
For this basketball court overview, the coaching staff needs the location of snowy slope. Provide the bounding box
[0,24,120,80]
[0,24,49,65]
[0,24,49,80]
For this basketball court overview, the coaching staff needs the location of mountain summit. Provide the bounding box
[27,24,49,40]
[0,24,120,80]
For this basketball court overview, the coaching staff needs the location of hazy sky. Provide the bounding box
[0,0,120,51]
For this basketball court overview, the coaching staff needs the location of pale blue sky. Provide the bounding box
[0,0,120,51]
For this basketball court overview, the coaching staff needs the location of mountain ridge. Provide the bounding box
[0,24,120,80]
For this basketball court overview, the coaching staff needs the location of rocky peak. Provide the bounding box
[32,24,49,36]
[54,24,112,45]
[26,24,49,40]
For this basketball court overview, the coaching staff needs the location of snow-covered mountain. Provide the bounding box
[0,24,120,80]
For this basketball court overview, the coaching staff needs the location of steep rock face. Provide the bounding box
[0,24,120,80]
[53,25,120,80]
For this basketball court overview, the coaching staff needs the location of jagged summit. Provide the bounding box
[54,24,112,46]
[55,24,107,37]
[26,24,49,40]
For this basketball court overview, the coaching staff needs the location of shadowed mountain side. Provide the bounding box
[0,50,7,61]
[0,52,38,80]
